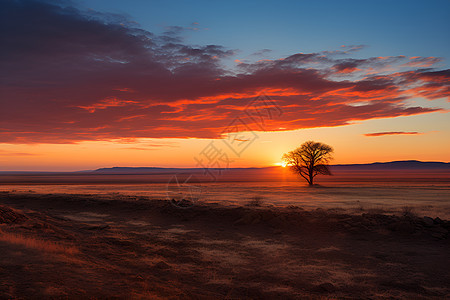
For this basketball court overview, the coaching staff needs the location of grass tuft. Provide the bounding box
[0,229,79,255]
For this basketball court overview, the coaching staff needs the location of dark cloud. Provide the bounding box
[332,61,361,73]
[364,132,422,137]
[0,0,448,144]
[251,49,272,56]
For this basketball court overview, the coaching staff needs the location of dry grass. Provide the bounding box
[401,206,417,218]
[0,228,78,255]
[0,193,449,299]
[246,196,265,207]
[196,247,248,266]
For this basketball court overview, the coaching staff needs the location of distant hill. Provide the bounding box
[1,160,447,175]
[0,161,448,184]
[94,167,170,173]
[91,166,262,174]
[91,160,449,174]
[331,160,450,170]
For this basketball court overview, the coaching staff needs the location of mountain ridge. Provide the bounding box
[0,160,448,174]
[93,160,449,173]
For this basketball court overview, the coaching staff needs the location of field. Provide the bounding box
[0,190,449,299]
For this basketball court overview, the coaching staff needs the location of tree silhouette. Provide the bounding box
[282,141,334,186]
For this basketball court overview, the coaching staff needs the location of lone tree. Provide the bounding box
[282,141,334,186]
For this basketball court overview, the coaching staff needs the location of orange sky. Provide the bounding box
[1,110,448,171]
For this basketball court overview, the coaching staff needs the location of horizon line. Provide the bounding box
[1,160,449,173]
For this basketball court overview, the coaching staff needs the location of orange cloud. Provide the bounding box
[78,98,140,113]
[402,57,441,68]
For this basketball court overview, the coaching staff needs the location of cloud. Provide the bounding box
[402,56,442,68]
[332,61,361,74]
[123,141,179,150]
[251,49,272,57]
[0,150,39,156]
[364,131,422,137]
[0,0,449,144]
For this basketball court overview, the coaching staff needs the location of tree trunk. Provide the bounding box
[308,174,314,186]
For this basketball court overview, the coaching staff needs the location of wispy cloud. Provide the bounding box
[123,141,179,150]
[364,131,423,137]
[0,150,39,156]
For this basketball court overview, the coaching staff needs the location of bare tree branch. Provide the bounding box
[282,141,334,186]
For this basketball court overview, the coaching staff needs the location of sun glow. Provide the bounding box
[275,162,287,167]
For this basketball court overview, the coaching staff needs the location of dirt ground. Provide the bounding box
[0,191,449,299]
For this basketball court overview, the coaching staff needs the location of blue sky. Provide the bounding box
[81,0,450,66]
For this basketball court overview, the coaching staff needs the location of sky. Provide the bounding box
[0,0,449,171]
